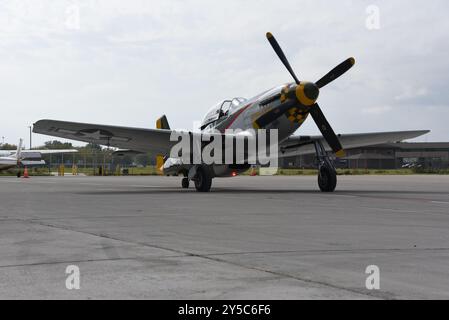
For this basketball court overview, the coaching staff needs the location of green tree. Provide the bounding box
[0,143,17,150]
[84,143,102,151]
[43,140,74,149]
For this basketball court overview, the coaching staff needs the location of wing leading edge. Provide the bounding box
[33,119,177,155]
[22,150,78,155]
[279,130,431,158]
[33,119,234,156]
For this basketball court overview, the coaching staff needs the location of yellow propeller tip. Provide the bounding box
[336,150,346,158]
[266,32,273,39]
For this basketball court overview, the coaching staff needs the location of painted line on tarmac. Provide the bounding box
[432,201,449,205]
[0,180,165,189]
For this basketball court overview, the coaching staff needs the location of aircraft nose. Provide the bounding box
[295,82,319,106]
[303,82,320,101]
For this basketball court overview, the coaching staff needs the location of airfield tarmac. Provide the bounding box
[0,175,448,299]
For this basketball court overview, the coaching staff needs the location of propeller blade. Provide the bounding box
[309,103,345,157]
[266,32,300,84]
[254,100,296,129]
[316,57,355,89]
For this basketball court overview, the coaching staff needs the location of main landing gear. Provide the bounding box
[193,166,213,192]
[181,165,213,192]
[314,140,337,192]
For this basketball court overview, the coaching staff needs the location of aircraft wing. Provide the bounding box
[34,120,430,160]
[22,149,78,155]
[33,119,179,155]
[33,119,260,158]
[33,119,241,156]
[279,130,430,157]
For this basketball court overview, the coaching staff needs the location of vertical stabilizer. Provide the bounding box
[156,115,170,130]
[15,139,23,160]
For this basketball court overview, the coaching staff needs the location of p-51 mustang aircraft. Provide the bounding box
[0,139,78,177]
[33,33,429,192]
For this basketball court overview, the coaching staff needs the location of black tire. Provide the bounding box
[318,166,337,192]
[181,177,190,189]
[194,166,213,192]
[17,171,21,178]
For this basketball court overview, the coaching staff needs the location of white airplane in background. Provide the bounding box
[0,139,78,177]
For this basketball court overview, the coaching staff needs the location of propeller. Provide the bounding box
[309,103,344,157]
[262,32,355,157]
[315,57,355,89]
[266,32,300,84]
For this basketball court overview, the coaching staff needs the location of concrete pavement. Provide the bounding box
[0,175,448,299]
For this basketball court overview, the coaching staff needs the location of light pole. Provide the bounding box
[1,136,4,146]
[28,126,32,149]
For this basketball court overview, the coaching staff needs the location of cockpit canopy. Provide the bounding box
[201,97,247,129]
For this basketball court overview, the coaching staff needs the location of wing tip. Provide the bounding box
[407,129,431,139]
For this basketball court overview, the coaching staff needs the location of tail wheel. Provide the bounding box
[318,166,337,192]
[181,177,189,189]
[194,166,213,192]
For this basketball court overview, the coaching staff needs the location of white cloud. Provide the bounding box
[395,86,428,101]
[362,106,392,115]
[0,0,448,147]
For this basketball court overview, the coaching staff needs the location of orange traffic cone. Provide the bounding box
[23,167,29,179]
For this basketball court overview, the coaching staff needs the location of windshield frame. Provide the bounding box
[201,97,247,128]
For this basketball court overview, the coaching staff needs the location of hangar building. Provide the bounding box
[281,142,449,170]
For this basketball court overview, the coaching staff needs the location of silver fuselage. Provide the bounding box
[164,83,309,177]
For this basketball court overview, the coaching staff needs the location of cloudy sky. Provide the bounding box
[0,0,448,147]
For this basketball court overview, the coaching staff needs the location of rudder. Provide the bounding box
[156,115,170,130]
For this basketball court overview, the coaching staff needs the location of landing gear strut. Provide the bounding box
[181,177,189,189]
[314,140,337,192]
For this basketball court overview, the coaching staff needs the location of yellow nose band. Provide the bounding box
[295,84,316,106]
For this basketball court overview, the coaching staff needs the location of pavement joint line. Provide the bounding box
[27,215,176,221]
[18,219,189,256]
[201,247,449,257]
[1,180,168,188]
[345,193,449,204]
[359,206,449,217]
[14,218,385,299]
[186,252,388,300]
[1,212,303,222]
[0,257,169,269]
[360,207,423,213]
[0,214,210,221]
